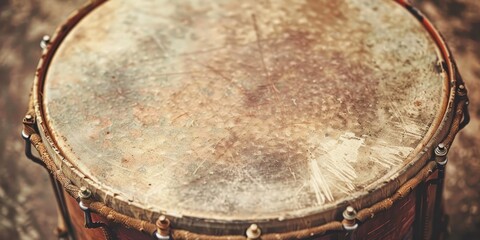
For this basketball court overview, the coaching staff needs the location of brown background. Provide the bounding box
[0,0,478,239]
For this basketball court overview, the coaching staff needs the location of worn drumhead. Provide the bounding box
[39,0,446,234]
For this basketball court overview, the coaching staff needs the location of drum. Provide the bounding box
[22,0,470,239]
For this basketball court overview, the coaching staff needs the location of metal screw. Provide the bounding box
[343,206,357,220]
[40,35,50,50]
[155,215,170,239]
[23,114,34,124]
[342,206,358,231]
[435,143,448,166]
[78,186,92,199]
[458,84,467,97]
[246,224,261,239]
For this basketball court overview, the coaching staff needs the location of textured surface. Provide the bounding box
[42,0,444,221]
[1,0,479,239]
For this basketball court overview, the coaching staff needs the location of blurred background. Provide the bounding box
[0,0,478,239]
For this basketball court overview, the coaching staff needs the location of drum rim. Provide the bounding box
[31,0,458,235]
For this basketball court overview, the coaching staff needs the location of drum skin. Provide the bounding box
[31,0,462,239]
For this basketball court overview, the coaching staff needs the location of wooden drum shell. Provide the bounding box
[23,0,469,239]
[63,172,439,240]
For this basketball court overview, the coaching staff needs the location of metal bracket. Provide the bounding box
[434,143,448,167]
[78,188,115,240]
[22,130,44,166]
[340,206,358,240]
[155,215,171,240]
[79,201,105,229]
[457,83,470,131]
[432,143,449,240]
[22,115,76,240]
[342,206,358,231]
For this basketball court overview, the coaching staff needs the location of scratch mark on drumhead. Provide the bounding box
[388,102,424,140]
[308,132,364,204]
[370,144,413,168]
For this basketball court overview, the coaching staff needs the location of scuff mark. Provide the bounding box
[370,144,413,168]
[308,132,364,204]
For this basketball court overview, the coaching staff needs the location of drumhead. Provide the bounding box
[36,0,448,234]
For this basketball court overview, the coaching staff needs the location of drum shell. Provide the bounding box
[24,0,468,239]
[63,171,441,240]
[65,190,152,240]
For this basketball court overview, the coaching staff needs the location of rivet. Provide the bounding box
[40,35,50,49]
[157,215,169,226]
[23,114,35,124]
[343,206,356,220]
[458,84,467,96]
[434,143,447,157]
[434,143,448,166]
[342,206,358,231]
[155,215,170,239]
[246,224,261,239]
[78,186,92,199]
